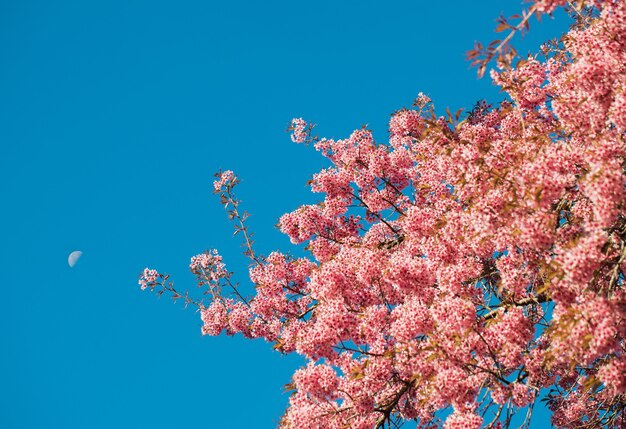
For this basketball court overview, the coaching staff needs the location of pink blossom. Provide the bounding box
[189,249,227,282]
[140,1,626,426]
[290,118,308,143]
[138,268,159,290]
[212,170,234,191]
[443,409,483,429]
[598,356,626,396]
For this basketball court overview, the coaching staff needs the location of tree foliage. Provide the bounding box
[140,1,626,427]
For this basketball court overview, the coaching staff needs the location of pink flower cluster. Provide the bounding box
[598,356,626,396]
[290,118,308,143]
[189,250,227,282]
[141,1,626,427]
[443,409,482,429]
[213,170,234,192]
[138,268,159,290]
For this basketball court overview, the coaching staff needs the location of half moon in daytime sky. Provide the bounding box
[68,250,83,268]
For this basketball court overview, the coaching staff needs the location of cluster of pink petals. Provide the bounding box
[213,170,234,192]
[138,268,159,290]
[290,118,309,143]
[598,356,626,396]
[189,249,227,282]
[143,1,626,427]
[443,410,482,429]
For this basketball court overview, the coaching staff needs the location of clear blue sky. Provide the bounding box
[0,1,568,427]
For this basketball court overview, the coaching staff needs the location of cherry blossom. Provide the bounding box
[140,1,626,427]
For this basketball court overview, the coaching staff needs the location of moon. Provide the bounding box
[68,250,83,268]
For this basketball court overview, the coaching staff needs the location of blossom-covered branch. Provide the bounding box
[140,0,626,427]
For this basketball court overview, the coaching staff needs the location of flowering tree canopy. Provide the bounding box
[140,1,626,427]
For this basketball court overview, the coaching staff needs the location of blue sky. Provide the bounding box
[1,1,568,427]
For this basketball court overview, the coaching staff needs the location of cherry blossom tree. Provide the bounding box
[140,0,626,427]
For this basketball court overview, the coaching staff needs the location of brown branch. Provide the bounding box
[483,293,551,321]
[350,190,400,236]
[374,381,413,429]
[608,239,626,290]
[219,181,264,267]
